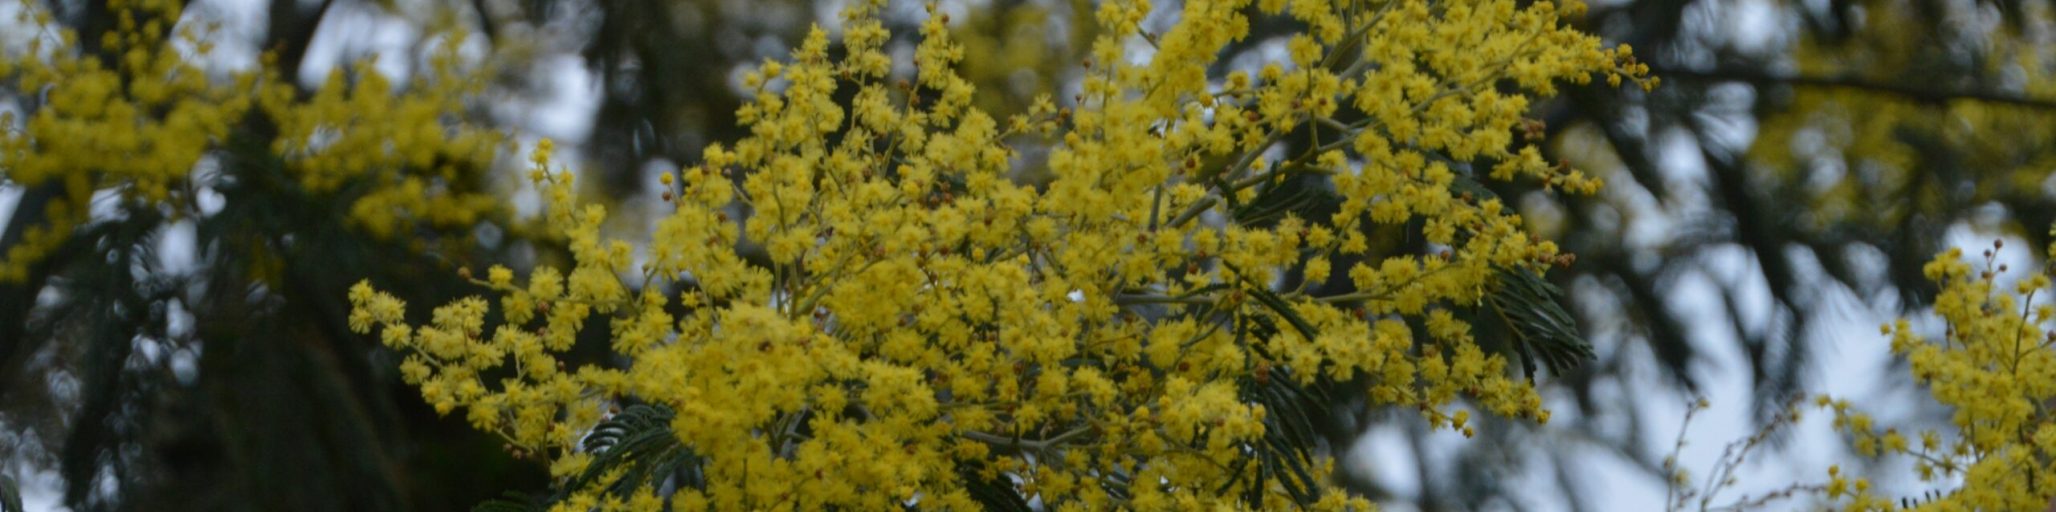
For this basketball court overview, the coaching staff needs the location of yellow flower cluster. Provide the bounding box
[264,45,505,238]
[0,0,506,280]
[0,0,227,280]
[351,0,1644,508]
[1824,234,2056,510]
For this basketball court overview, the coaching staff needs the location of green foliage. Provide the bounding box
[1486,267,1594,380]
[1238,366,1339,505]
[561,405,703,503]
[1,474,21,512]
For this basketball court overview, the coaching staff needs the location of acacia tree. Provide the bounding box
[0,0,548,509]
[346,0,1650,508]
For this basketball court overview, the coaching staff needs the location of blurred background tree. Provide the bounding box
[5,0,2056,510]
[0,0,550,509]
[1505,0,2056,508]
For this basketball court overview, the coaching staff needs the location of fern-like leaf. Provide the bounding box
[952,463,1033,512]
[1,474,23,512]
[472,491,545,512]
[1483,267,1594,380]
[552,404,701,503]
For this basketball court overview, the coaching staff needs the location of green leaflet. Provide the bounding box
[1,474,21,512]
[1484,266,1595,381]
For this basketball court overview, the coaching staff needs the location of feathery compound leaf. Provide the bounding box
[581,404,674,454]
[554,404,701,503]
[1,474,21,512]
[1231,171,1343,229]
[1485,267,1594,380]
[1230,263,1318,342]
[1446,167,1499,202]
[1236,357,1338,508]
[953,464,1032,512]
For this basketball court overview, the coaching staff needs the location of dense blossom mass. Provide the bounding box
[0,0,1649,508]
[342,0,1650,509]
[18,0,2056,508]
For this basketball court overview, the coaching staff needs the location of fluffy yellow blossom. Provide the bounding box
[1824,235,2056,510]
[351,0,1643,508]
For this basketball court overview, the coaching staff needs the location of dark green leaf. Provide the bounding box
[953,463,1032,512]
[472,491,544,512]
[552,404,702,504]
[1,474,22,512]
[1484,267,1595,380]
